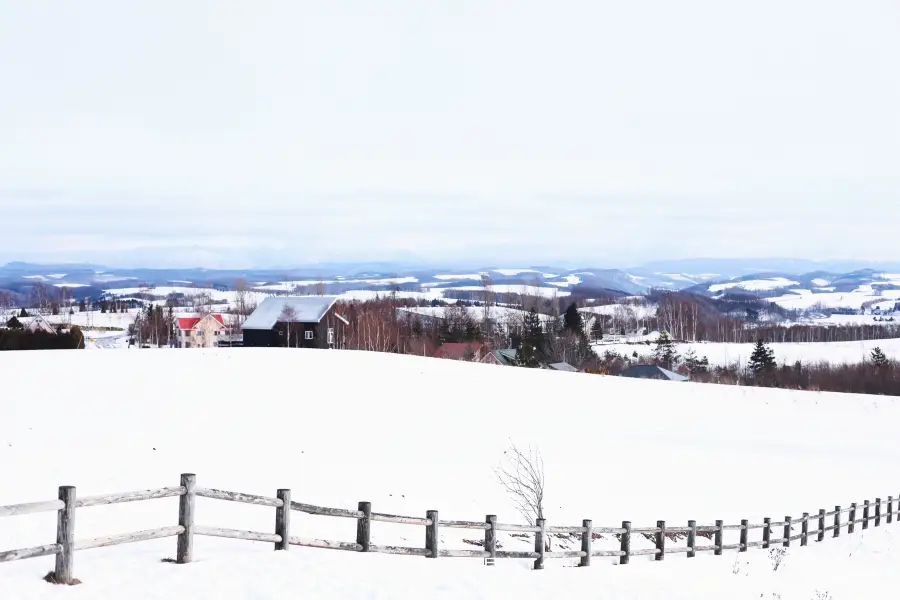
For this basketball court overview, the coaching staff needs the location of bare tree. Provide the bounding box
[495,441,546,527]
[280,305,298,347]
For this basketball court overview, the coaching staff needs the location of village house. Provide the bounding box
[240,296,349,348]
[174,314,226,348]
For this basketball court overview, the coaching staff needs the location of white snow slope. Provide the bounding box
[3,349,900,599]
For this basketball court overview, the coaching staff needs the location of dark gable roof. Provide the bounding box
[241,296,338,330]
[619,364,688,381]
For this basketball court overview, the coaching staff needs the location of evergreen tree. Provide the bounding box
[590,318,603,342]
[871,347,889,369]
[652,332,679,369]
[78,298,86,312]
[748,339,776,376]
[19,307,27,318]
[683,348,709,375]
[563,303,583,335]
[516,308,545,368]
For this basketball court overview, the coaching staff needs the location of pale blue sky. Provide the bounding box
[1,0,898,268]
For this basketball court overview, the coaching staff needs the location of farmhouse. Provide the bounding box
[175,313,226,348]
[241,296,348,348]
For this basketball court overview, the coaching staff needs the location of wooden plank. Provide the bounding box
[77,526,184,551]
[546,525,587,534]
[722,524,745,531]
[546,550,587,559]
[534,518,546,570]
[0,499,64,518]
[720,543,742,551]
[592,549,626,557]
[177,473,196,564]
[357,502,371,552]
[195,525,281,544]
[631,548,661,557]
[783,516,791,548]
[275,489,290,551]
[693,544,717,552]
[888,497,894,525]
[875,498,882,527]
[371,513,431,526]
[664,546,691,554]
[493,523,541,533]
[439,549,490,558]
[292,501,363,519]
[495,550,540,559]
[818,509,826,541]
[632,527,661,534]
[849,503,857,534]
[801,513,809,546]
[0,543,60,563]
[54,486,76,585]
[76,487,184,508]
[425,510,438,559]
[762,518,771,549]
[439,519,490,530]
[370,544,431,557]
[195,487,282,508]
[863,501,870,530]
[620,521,631,565]
[289,537,362,552]
[579,519,591,567]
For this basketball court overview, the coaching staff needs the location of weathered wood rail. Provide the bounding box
[1,474,896,584]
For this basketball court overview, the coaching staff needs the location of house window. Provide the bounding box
[305,330,314,340]
[327,327,334,344]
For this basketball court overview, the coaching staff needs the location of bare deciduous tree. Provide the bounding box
[280,305,298,347]
[495,441,546,527]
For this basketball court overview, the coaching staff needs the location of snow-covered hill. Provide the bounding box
[3,349,900,598]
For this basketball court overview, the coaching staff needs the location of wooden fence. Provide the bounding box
[1,473,895,584]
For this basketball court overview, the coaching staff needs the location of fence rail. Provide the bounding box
[1,473,896,584]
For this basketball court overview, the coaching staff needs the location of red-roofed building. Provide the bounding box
[432,342,502,365]
[175,313,226,348]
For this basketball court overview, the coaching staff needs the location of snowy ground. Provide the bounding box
[597,338,900,367]
[2,349,900,598]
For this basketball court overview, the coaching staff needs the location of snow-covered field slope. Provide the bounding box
[769,288,900,311]
[597,338,900,367]
[3,349,900,599]
[709,277,800,293]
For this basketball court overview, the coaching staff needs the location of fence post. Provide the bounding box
[801,513,809,546]
[484,515,496,566]
[818,509,826,542]
[834,506,841,538]
[426,510,438,559]
[533,518,546,570]
[739,519,748,552]
[275,489,290,551]
[849,503,856,534]
[762,518,771,549]
[54,486,76,584]
[177,473,196,564]
[357,502,371,552]
[620,521,631,565]
[655,520,666,561]
[783,517,791,548]
[579,520,592,567]
[875,498,881,527]
[863,501,870,530]
[714,520,723,556]
[687,521,696,558]
[888,497,893,524]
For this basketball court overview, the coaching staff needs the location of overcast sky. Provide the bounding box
[1,0,898,268]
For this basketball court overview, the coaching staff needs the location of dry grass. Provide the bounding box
[43,571,82,585]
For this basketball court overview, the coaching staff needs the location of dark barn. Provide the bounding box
[241,296,349,349]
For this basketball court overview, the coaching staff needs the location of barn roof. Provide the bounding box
[619,364,688,381]
[241,296,338,330]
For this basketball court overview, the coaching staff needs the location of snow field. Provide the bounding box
[2,349,900,598]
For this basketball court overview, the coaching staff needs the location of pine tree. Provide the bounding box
[683,349,709,374]
[590,318,603,342]
[517,308,545,368]
[748,339,776,376]
[563,303,583,335]
[652,332,679,369]
[19,307,27,318]
[78,298,86,312]
[871,347,889,369]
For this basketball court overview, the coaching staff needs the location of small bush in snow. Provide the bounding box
[768,547,788,571]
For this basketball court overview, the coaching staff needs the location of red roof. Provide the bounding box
[176,314,225,331]
[433,342,489,360]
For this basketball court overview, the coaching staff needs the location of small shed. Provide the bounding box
[619,364,688,381]
[547,362,578,372]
